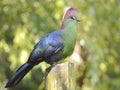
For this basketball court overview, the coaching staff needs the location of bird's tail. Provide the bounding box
[5,63,34,88]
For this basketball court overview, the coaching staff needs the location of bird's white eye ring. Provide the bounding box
[68,16,76,21]
[70,16,76,20]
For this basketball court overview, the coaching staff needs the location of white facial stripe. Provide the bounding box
[72,16,76,20]
[68,16,77,21]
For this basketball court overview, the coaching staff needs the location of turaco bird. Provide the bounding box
[5,7,80,88]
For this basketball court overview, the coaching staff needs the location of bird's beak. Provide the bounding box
[77,19,80,22]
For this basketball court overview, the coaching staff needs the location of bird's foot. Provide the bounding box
[43,62,58,80]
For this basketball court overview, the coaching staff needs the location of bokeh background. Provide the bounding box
[0,0,120,90]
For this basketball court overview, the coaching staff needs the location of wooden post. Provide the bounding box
[45,62,75,90]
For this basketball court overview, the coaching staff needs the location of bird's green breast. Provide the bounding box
[61,22,77,58]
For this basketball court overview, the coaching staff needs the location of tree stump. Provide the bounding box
[45,62,75,90]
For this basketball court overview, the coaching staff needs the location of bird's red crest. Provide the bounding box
[62,8,77,21]
[61,8,77,29]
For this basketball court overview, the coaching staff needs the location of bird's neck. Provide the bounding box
[62,21,77,35]
[61,21,77,43]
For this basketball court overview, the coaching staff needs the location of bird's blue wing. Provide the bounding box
[27,30,64,64]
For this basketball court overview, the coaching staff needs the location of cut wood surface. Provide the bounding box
[45,62,75,90]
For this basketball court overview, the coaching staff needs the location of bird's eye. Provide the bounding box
[70,16,76,20]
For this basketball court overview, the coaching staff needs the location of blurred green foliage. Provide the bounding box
[0,0,120,90]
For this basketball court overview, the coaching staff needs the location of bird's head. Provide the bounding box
[61,8,80,29]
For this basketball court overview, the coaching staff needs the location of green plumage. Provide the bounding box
[61,21,77,58]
